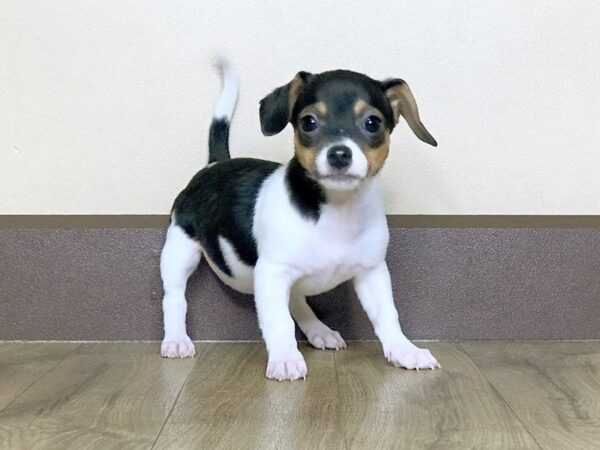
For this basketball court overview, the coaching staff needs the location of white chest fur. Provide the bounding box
[252,167,389,296]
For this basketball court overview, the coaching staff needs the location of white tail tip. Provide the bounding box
[213,54,238,121]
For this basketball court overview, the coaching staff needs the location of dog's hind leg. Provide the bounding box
[160,223,201,358]
[289,294,346,350]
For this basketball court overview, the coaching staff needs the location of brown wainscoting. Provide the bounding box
[1,224,599,340]
[2,214,600,229]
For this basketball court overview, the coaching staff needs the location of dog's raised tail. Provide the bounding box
[209,55,238,164]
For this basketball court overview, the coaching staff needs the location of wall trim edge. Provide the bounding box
[2,215,600,229]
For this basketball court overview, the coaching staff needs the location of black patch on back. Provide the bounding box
[285,156,326,221]
[208,118,231,163]
[173,158,280,275]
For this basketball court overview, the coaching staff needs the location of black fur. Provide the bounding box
[208,118,231,163]
[259,71,312,136]
[293,70,397,130]
[173,158,280,275]
[260,70,398,136]
[285,156,326,221]
[259,83,291,136]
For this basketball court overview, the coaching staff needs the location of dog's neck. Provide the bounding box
[324,185,366,205]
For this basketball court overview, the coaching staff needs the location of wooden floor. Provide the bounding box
[0,341,598,449]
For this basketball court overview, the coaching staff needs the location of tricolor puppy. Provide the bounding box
[160,59,439,380]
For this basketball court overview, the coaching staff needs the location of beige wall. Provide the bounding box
[1,1,599,214]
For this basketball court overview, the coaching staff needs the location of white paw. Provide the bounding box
[266,350,308,381]
[307,329,346,350]
[385,344,440,370]
[161,335,195,358]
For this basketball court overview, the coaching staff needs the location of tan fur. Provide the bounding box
[299,102,327,118]
[287,75,305,117]
[383,81,437,146]
[314,101,327,116]
[353,99,390,176]
[294,133,317,172]
[364,132,390,176]
[384,87,403,123]
[353,99,369,116]
[294,102,326,172]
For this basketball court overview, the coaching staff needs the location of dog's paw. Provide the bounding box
[160,335,195,358]
[266,350,308,381]
[308,330,346,350]
[385,344,440,370]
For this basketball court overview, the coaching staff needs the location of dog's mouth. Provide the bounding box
[318,174,361,182]
[315,173,364,191]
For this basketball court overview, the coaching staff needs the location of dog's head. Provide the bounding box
[260,70,437,192]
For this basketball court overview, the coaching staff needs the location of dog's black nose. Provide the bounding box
[327,145,352,170]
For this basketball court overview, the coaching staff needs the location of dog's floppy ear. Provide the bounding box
[382,79,437,147]
[259,71,311,136]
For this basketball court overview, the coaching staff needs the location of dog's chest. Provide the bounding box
[251,168,389,295]
[293,252,365,296]
[290,212,387,296]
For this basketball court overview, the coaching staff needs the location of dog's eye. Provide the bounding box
[364,115,382,133]
[301,115,319,132]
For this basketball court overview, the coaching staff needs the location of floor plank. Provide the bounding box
[0,343,195,450]
[153,342,345,450]
[0,341,597,449]
[0,343,79,412]
[461,341,600,450]
[335,342,540,449]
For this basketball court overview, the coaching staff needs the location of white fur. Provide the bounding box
[289,294,346,350]
[160,219,201,358]
[354,261,438,369]
[315,138,368,191]
[214,235,254,294]
[161,162,439,378]
[213,55,238,121]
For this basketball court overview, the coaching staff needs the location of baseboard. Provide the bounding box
[1,219,598,340]
[2,214,600,229]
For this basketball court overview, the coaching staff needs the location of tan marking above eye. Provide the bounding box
[354,100,385,126]
[353,99,369,116]
[299,102,327,119]
[314,102,327,116]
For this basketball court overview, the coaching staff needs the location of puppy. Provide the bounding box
[160,58,439,380]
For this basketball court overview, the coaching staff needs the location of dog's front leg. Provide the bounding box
[254,259,307,381]
[354,261,440,370]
